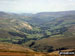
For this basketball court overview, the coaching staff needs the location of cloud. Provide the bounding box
[0,0,75,13]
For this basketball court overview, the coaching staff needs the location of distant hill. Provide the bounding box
[36,10,75,17]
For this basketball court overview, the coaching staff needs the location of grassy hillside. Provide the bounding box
[0,11,75,52]
[0,42,34,52]
[24,25,75,52]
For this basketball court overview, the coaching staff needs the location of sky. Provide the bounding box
[0,0,75,13]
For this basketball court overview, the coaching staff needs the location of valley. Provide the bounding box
[0,11,75,56]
